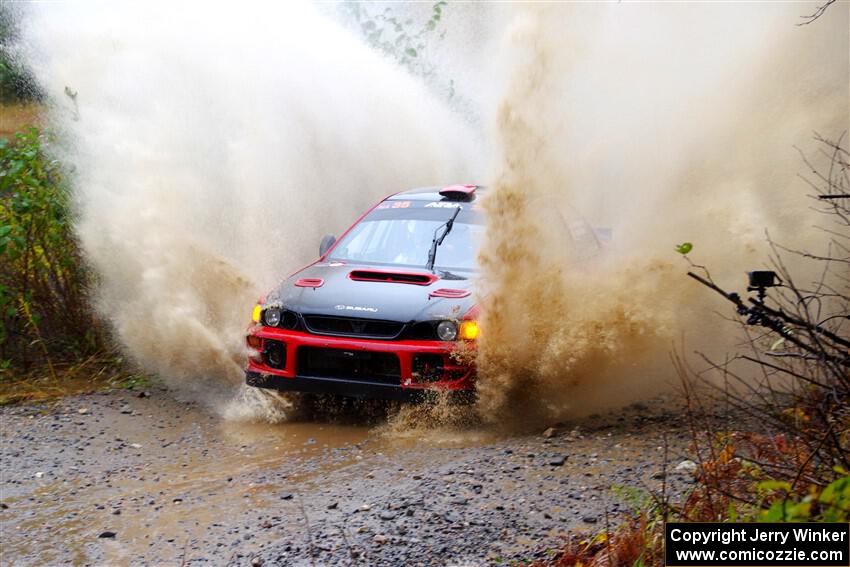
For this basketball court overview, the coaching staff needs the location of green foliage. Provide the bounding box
[118,374,152,391]
[0,5,43,103]
[611,484,654,514]
[756,479,793,493]
[759,496,812,522]
[0,127,103,368]
[818,473,850,521]
[675,242,693,255]
[335,1,478,122]
[339,1,448,79]
[757,474,850,522]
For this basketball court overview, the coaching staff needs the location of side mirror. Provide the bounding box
[319,234,336,257]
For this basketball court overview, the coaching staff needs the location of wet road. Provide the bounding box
[1,389,695,566]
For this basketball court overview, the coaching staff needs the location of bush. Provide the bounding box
[677,134,849,522]
[0,5,43,103]
[0,127,105,370]
[535,135,849,566]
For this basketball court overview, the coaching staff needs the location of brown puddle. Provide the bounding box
[0,391,493,565]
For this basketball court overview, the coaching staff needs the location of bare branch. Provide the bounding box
[798,0,839,26]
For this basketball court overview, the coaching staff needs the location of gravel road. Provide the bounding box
[1,388,698,566]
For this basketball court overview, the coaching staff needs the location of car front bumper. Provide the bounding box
[244,326,475,401]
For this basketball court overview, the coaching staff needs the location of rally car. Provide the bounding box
[245,185,483,401]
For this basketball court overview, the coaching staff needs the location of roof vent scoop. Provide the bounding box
[439,184,476,202]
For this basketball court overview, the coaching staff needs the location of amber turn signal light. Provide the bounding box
[459,320,479,340]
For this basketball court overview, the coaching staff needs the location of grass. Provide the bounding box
[0,352,155,405]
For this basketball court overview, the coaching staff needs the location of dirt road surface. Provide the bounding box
[1,388,697,566]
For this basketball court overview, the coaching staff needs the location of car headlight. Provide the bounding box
[459,320,479,340]
[264,307,281,327]
[436,320,458,341]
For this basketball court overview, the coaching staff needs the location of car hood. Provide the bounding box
[265,262,477,322]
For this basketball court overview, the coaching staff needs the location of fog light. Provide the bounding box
[459,320,479,340]
[264,307,281,327]
[263,341,286,369]
[412,354,444,382]
[436,320,458,341]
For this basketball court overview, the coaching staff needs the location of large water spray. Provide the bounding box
[476,2,848,428]
[19,2,848,426]
[22,3,480,411]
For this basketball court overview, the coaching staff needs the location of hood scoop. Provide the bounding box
[349,269,438,286]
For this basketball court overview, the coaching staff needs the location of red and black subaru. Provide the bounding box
[245,185,482,401]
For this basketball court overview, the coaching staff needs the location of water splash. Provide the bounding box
[22,3,480,410]
[19,2,848,427]
[475,2,848,429]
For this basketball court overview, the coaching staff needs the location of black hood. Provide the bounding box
[266,262,477,322]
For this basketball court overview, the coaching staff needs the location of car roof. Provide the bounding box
[386,185,485,202]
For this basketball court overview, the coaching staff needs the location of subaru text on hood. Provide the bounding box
[244,185,483,401]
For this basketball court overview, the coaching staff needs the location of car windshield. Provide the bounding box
[328,201,484,272]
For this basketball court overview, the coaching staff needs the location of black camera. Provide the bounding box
[748,270,779,289]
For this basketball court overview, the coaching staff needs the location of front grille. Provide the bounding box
[297,347,401,385]
[303,315,404,339]
[405,322,438,340]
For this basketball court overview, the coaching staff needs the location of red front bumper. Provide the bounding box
[245,325,475,401]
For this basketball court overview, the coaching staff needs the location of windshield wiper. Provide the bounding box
[426,206,462,273]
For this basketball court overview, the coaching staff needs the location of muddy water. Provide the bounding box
[1,388,695,566]
[0,390,485,565]
[2,392,371,565]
